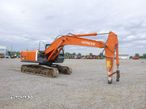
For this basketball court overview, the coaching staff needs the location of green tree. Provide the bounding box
[143,53,146,58]
[77,53,82,56]
[72,52,76,56]
[89,53,93,56]
[135,53,139,57]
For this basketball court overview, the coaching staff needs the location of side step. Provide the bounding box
[21,64,72,78]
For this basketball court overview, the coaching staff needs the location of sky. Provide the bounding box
[0,0,146,55]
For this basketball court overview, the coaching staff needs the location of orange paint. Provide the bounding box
[20,32,119,78]
[21,50,38,62]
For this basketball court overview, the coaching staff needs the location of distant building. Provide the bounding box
[119,54,129,59]
[0,45,7,58]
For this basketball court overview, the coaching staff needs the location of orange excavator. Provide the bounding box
[20,31,120,84]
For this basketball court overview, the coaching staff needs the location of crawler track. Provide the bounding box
[21,64,72,77]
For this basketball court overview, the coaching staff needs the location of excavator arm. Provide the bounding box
[45,34,105,61]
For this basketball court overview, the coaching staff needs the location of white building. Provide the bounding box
[0,45,7,57]
[119,54,129,59]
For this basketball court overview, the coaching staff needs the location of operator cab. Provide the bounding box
[45,44,51,49]
[38,44,64,65]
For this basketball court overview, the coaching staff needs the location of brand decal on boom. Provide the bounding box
[81,41,95,46]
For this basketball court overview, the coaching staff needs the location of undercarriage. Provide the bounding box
[21,64,72,77]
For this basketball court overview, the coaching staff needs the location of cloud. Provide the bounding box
[0,0,146,55]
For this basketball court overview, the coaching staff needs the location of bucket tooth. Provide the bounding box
[116,70,120,82]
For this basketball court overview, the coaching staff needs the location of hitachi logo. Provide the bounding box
[81,41,95,46]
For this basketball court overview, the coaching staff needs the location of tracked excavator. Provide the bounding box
[20,31,120,84]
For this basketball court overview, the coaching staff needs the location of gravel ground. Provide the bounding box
[0,59,146,109]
